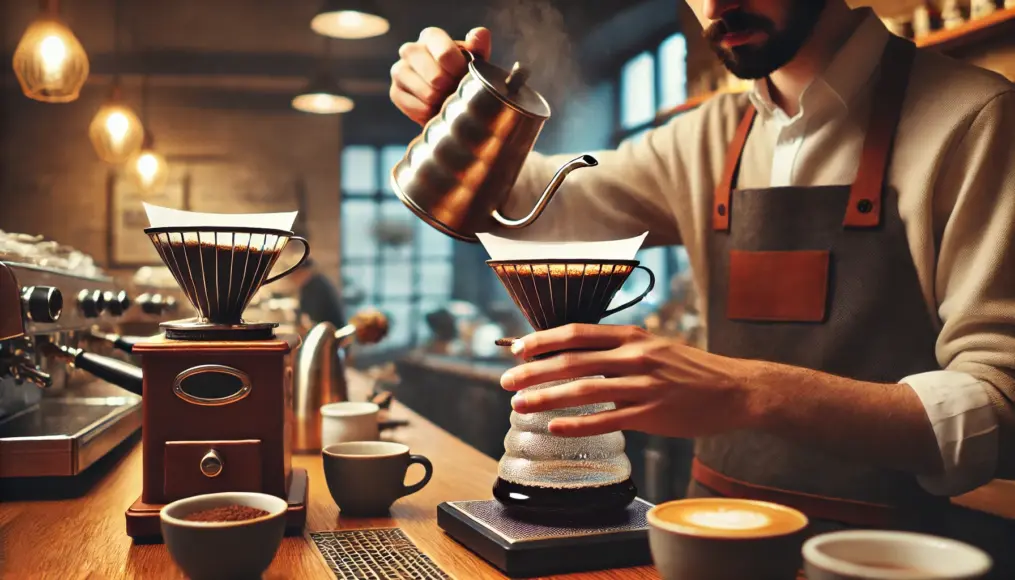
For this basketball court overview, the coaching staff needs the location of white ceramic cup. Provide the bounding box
[803,530,992,580]
[320,402,379,447]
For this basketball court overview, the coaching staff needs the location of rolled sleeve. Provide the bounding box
[933,90,1015,480]
[903,370,998,496]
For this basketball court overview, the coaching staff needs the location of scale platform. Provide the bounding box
[437,498,654,579]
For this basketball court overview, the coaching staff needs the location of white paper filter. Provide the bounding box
[477,232,648,261]
[143,203,298,231]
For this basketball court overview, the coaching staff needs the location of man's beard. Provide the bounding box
[703,0,828,79]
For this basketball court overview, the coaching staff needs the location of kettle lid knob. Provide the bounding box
[505,62,530,95]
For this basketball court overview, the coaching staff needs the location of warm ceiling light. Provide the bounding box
[128,131,169,194]
[292,73,355,114]
[11,1,89,103]
[89,86,144,164]
[311,0,390,39]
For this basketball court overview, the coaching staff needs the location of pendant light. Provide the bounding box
[127,77,169,194]
[311,0,390,39]
[12,0,90,103]
[292,39,354,114]
[89,0,144,164]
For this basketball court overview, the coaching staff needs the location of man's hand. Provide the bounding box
[501,324,764,438]
[502,323,944,477]
[389,27,492,126]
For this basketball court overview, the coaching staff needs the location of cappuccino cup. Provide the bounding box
[803,530,992,579]
[322,441,433,516]
[647,498,808,580]
[321,402,379,447]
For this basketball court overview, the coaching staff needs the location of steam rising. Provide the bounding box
[489,0,585,106]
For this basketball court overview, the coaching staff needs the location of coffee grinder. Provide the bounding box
[125,205,311,541]
[437,233,659,578]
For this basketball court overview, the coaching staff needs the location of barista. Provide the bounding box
[288,258,345,332]
[390,0,1015,565]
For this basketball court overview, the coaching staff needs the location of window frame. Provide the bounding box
[340,144,453,352]
[610,31,693,303]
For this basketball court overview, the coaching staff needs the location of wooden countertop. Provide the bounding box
[0,371,659,580]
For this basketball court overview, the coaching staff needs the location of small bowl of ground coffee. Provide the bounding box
[160,491,287,580]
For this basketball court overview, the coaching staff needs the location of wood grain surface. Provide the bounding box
[0,370,660,580]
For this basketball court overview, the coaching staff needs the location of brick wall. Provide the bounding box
[0,82,342,287]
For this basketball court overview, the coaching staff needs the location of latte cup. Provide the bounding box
[647,498,809,580]
[803,530,992,580]
[321,402,379,447]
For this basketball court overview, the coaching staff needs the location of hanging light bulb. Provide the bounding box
[311,0,390,39]
[292,71,355,114]
[12,0,90,103]
[128,131,169,194]
[89,86,144,163]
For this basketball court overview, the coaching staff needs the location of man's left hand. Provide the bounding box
[502,324,767,438]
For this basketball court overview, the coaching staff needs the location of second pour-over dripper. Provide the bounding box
[480,233,655,520]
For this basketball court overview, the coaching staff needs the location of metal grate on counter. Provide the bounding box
[310,528,450,580]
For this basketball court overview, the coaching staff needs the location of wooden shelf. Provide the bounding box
[916,7,1015,52]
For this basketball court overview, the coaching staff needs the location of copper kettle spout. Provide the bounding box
[492,154,598,229]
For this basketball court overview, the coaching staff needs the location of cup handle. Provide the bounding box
[601,265,656,318]
[401,454,433,497]
[263,236,310,285]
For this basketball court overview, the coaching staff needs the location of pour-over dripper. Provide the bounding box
[145,227,310,327]
[487,258,655,520]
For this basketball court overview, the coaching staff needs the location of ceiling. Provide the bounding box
[2,0,642,94]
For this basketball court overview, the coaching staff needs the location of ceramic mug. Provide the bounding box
[647,498,809,580]
[803,530,992,580]
[322,441,433,516]
[321,401,379,447]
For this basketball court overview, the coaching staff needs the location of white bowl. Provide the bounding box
[803,530,992,580]
[160,492,288,580]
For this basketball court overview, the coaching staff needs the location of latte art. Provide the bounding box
[684,508,771,530]
[649,498,808,539]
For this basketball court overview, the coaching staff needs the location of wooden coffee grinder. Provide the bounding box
[125,225,311,541]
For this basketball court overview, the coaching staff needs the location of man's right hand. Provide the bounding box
[389,26,492,126]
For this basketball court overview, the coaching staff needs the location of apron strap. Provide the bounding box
[712,35,918,232]
[713,106,757,232]
[843,35,917,228]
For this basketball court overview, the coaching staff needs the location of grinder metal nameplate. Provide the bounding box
[437,498,654,578]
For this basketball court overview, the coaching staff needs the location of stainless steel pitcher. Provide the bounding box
[390,51,598,243]
[292,309,389,452]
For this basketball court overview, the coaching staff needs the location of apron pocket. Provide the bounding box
[727,250,830,322]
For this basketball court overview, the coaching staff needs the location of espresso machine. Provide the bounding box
[122,206,312,541]
[0,234,184,480]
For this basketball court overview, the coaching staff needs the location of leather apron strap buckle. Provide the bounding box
[713,36,918,232]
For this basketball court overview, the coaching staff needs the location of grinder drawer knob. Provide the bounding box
[200,449,224,478]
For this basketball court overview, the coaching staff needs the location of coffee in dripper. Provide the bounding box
[480,232,655,521]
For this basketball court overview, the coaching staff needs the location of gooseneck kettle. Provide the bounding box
[390,51,599,243]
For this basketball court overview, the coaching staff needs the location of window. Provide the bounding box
[615,32,690,304]
[340,145,454,354]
